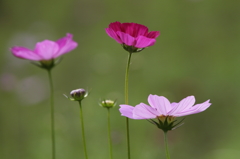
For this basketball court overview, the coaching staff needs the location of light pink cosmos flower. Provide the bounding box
[106,22,160,52]
[11,33,78,61]
[120,94,211,120]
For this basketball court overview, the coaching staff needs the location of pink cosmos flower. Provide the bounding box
[119,95,211,120]
[106,22,160,52]
[11,33,78,61]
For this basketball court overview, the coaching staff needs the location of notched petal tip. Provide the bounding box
[147,31,160,38]
[65,33,73,38]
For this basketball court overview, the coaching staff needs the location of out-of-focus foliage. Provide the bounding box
[1,0,240,159]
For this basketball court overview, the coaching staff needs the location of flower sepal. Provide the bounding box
[31,58,62,70]
[122,44,145,53]
[148,116,185,132]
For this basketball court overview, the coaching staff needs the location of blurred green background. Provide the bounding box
[1,0,240,158]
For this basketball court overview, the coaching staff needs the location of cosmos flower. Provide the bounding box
[11,33,78,61]
[106,21,160,52]
[120,94,211,120]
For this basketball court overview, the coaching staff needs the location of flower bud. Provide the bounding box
[70,88,88,101]
[99,99,116,108]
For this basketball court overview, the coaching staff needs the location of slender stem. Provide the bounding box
[78,101,88,159]
[164,131,171,159]
[107,108,113,159]
[47,70,56,159]
[125,52,132,105]
[124,52,132,159]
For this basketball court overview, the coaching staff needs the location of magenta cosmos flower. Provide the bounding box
[106,21,160,52]
[120,94,211,120]
[11,33,78,61]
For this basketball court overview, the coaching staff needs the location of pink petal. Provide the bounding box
[168,96,195,115]
[135,36,156,48]
[174,100,211,117]
[147,31,160,38]
[171,102,178,107]
[188,100,211,112]
[122,23,149,37]
[119,105,135,119]
[108,21,122,32]
[105,28,123,44]
[121,23,133,33]
[11,46,42,61]
[148,94,172,115]
[55,33,78,57]
[116,31,135,46]
[133,103,158,119]
[34,40,59,60]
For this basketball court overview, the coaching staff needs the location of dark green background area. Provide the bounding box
[1,0,240,158]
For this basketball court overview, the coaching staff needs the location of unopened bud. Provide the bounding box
[99,99,116,108]
[68,88,88,101]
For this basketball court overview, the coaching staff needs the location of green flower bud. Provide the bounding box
[99,99,116,108]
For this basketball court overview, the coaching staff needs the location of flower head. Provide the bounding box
[119,94,211,131]
[11,33,78,61]
[106,22,160,53]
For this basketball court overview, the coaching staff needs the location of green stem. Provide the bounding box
[107,108,113,159]
[47,70,56,159]
[78,101,88,159]
[125,52,132,159]
[164,131,171,159]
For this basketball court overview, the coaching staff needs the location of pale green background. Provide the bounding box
[1,0,240,159]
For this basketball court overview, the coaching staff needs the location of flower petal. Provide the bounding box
[122,23,149,37]
[11,46,42,61]
[108,21,122,32]
[171,102,178,107]
[119,105,135,119]
[34,40,59,60]
[116,31,135,46]
[168,96,195,115]
[135,36,157,48]
[174,100,211,117]
[55,33,78,57]
[105,28,123,44]
[148,94,172,115]
[147,31,160,38]
[133,103,159,119]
